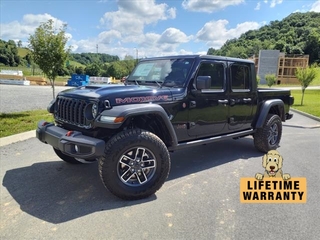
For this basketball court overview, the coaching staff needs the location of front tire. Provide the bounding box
[98,129,171,200]
[254,114,282,153]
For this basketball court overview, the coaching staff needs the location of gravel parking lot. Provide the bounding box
[0,84,71,113]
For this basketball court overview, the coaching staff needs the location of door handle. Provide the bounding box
[243,98,252,103]
[218,99,228,104]
[229,98,236,106]
[190,101,196,108]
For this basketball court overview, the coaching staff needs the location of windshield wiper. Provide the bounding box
[126,79,140,85]
[153,80,162,87]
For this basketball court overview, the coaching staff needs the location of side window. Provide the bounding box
[230,64,250,90]
[197,62,225,90]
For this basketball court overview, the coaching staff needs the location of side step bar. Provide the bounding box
[169,129,255,151]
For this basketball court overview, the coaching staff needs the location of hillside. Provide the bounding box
[17,47,29,58]
[0,39,118,68]
[207,12,320,64]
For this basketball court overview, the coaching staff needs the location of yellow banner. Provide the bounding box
[240,177,307,203]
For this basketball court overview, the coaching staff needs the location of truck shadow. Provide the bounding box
[168,137,260,181]
[2,137,261,224]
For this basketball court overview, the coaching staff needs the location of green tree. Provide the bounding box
[257,75,261,85]
[75,66,85,75]
[0,39,20,66]
[304,30,320,64]
[107,61,127,79]
[28,19,70,99]
[265,73,277,87]
[295,65,317,105]
[226,46,247,58]
[124,55,134,60]
[85,62,101,76]
[206,12,320,64]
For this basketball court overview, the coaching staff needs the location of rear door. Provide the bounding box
[227,62,255,130]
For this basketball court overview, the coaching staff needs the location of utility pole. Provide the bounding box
[96,44,98,53]
[135,48,139,65]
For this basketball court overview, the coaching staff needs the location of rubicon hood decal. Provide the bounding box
[115,95,169,104]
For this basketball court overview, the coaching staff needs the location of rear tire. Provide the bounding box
[254,114,282,153]
[98,128,171,200]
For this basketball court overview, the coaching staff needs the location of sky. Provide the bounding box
[1,0,320,59]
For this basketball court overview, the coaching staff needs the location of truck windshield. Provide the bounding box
[126,58,194,87]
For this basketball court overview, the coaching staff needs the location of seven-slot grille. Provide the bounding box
[55,97,89,128]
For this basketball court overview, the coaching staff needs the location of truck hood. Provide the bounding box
[58,84,175,106]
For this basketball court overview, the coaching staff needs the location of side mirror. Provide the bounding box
[196,76,211,90]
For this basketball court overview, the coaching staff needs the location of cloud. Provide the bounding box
[123,28,191,56]
[270,0,283,8]
[311,0,320,12]
[196,19,260,49]
[96,0,179,57]
[0,13,66,41]
[263,0,283,8]
[182,0,244,12]
[98,30,122,44]
[158,28,191,44]
[100,0,176,36]
[255,2,261,10]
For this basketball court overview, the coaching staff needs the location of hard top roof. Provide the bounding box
[139,54,254,64]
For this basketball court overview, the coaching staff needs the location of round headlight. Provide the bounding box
[92,103,98,119]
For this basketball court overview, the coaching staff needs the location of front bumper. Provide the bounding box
[36,120,105,159]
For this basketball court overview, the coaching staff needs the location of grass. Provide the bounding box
[314,67,320,85]
[290,89,320,117]
[0,110,54,138]
[68,60,86,68]
[17,47,30,58]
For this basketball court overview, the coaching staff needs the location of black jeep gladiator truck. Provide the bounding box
[36,55,294,200]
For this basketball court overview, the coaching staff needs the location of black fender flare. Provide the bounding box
[95,104,178,146]
[254,99,285,128]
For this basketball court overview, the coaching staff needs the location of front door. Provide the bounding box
[188,60,229,137]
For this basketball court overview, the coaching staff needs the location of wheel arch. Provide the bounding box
[254,99,285,128]
[97,104,178,147]
[128,114,176,147]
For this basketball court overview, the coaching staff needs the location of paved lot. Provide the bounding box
[0,85,71,113]
[1,112,319,239]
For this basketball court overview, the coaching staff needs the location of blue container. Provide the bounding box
[67,74,90,87]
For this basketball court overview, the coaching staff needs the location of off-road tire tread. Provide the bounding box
[98,128,170,200]
[254,114,282,153]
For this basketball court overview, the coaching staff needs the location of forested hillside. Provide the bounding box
[0,40,120,68]
[70,53,119,65]
[0,39,29,67]
[0,40,124,77]
[207,12,320,64]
